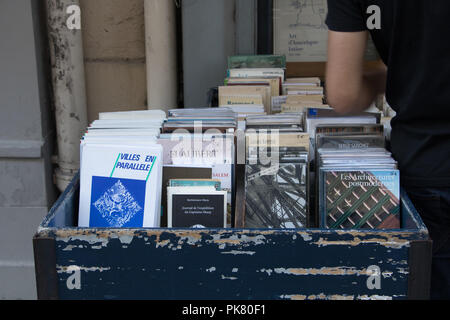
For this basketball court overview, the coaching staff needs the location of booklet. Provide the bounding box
[78,143,163,228]
[167,186,227,228]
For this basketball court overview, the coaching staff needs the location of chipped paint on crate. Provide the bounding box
[280,293,395,301]
[56,265,111,273]
[312,234,413,249]
[221,250,256,256]
[273,267,367,276]
[221,275,238,280]
[33,176,430,300]
[382,271,394,278]
[205,267,216,273]
[40,227,416,300]
[357,295,395,300]
[211,233,269,247]
[259,268,273,276]
[298,232,313,242]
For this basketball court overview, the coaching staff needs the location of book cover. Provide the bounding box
[227,55,286,69]
[284,77,321,86]
[286,95,324,104]
[315,124,384,136]
[226,77,280,97]
[161,167,213,228]
[168,187,227,228]
[320,170,400,230]
[169,179,221,190]
[219,86,271,113]
[245,159,309,229]
[158,135,235,227]
[78,143,163,228]
[271,95,288,113]
[316,135,386,151]
[281,104,330,114]
[283,85,324,96]
[227,68,285,79]
[218,94,264,107]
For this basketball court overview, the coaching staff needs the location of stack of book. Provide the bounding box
[219,55,286,118]
[316,130,401,230]
[85,109,165,140]
[276,77,330,114]
[163,108,237,133]
[78,110,166,228]
[305,108,381,162]
[160,107,236,228]
[157,132,235,228]
[219,54,330,122]
[245,114,304,132]
[282,77,322,95]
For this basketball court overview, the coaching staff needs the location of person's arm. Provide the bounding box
[326,30,387,114]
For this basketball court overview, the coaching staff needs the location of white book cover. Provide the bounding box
[78,143,163,228]
[220,104,265,113]
[227,68,285,79]
[89,119,164,129]
[287,89,324,95]
[82,136,158,143]
[80,139,158,164]
[99,110,166,121]
[86,129,161,136]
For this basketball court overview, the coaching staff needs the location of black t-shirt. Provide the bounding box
[326,0,450,187]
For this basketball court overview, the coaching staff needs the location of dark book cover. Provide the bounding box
[169,192,227,228]
[161,167,212,227]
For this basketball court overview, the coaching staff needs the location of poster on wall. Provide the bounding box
[274,0,379,62]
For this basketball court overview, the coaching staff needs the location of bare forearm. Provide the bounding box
[327,66,386,114]
[326,30,387,114]
[356,68,387,112]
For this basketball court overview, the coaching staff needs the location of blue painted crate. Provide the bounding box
[33,173,431,300]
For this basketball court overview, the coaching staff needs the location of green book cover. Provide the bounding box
[169,179,222,190]
[228,55,286,69]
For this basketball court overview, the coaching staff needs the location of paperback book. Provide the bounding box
[78,143,163,228]
[244,132,310,229]
[245,148,309,229]
[315,131,401,230]
[158,133,235,227]
[227,55,286,69]
[319,169,400,230]
[167,187,227,228]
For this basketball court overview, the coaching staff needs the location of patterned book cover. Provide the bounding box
[245,159,309,229]
[90,177,146,228]
[320,170,400,230]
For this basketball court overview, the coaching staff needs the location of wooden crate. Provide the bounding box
[34,173,431,300]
